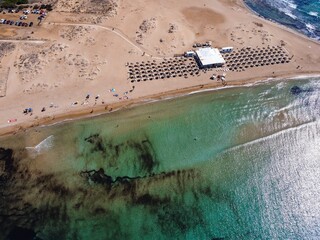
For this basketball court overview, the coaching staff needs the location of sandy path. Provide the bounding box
[46,22,163,59]
[0,39,47,44]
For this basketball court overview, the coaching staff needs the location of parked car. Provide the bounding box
[20,15,27,20]
[18,22,23,26]
[29,22,33,27]
[6,20,10,24]
[15,9,20,13]
[15,21,20,26]
[9,20,14,25]
[23,10,30,15]
[23,22,28,27]
[0,19,5,24]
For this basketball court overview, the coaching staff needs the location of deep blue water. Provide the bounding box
[244,0,320,40]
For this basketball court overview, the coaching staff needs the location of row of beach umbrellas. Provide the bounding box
[127,57,201,83]
[222,45,291,72]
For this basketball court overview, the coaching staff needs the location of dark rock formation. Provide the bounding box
[6,226,37,240]
[291,86,302,95]
[0,147,14,181]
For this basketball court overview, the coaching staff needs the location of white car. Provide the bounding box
[23,10,30,15]
[0,19,5,24]
[20,15,27,20]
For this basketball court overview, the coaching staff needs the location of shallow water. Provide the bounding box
[0,77,320,239]
[244,0,320,40]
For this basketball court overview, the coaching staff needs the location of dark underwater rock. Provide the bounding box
[0,148,14,181]
[291,86,302,95]
[6,226,36,240]
[290,86,314,96]
[81,168,113,185]
[83,133,158,176]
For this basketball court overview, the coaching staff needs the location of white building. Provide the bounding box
[184,51,195,57]
[195,47,225,68]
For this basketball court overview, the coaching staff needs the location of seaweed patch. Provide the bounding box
[85,134,106,154]
[83,133,159,176]
[6,226,38,240]
[0,147,15,181]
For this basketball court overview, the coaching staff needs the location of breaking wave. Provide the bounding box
[26,135,54,158]
[244,0,320,40]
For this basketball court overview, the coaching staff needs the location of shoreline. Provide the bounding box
[1,0,320,138]
[1,72,319,138]
[240,0,320,45]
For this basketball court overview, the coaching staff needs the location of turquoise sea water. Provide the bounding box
[1,77,320,239]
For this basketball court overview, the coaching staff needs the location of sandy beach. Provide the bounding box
[0,0,319,136]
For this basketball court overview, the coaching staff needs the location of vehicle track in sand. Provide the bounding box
[0,39,47,44]
[47,22,163,59]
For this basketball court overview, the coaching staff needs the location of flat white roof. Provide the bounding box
[195,48,225,66]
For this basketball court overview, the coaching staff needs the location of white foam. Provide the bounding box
[267,0,297,19]
[287,2,297,10]
[225,119,320,154]
[281,8,297,19]
[26,135,54,158]
[306,23,316,31]
[308,11,319,17]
